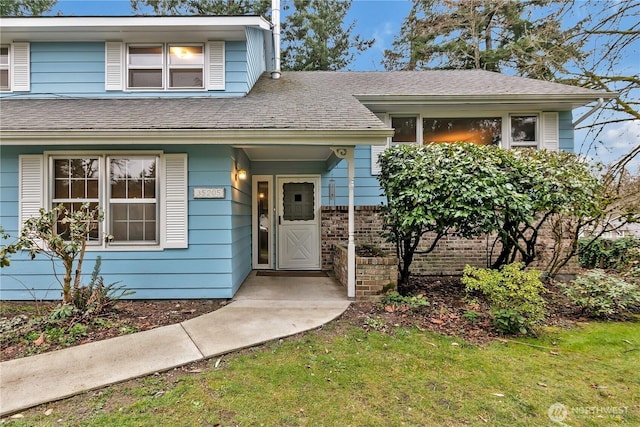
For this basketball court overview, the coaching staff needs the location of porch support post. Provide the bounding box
[330,146,356,299]
[347,147,356,299]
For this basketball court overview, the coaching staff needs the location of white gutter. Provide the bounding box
[573,97,604,127]
[271,0,281,79]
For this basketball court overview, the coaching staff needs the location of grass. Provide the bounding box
[5,321,639,426]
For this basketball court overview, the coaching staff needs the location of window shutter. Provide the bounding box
[542,112,559,151]
[19,155,44,234]
[207,41,225,90]
[163,154,188,248]
[371,145,386,175]
[105,42,124,91]
[12,42,30,91]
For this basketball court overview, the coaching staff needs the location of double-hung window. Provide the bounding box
[50,155,159,246]
[127,44,204,90]
[0,45,9,91]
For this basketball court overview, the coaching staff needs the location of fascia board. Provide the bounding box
[356,93,618,109]
[0,16,272,42]
[0,129,393,146]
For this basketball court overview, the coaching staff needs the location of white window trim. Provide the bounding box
[40,150,186,251]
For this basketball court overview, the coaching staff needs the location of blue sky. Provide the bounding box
[48,0,640,171]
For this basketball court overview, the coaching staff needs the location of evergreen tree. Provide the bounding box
[383,0,579,80]
[281,0,373,71]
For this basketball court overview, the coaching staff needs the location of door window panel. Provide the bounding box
[283,182,315,221]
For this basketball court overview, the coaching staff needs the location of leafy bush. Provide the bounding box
[578,236,640,271]
[560,269,640,318]
[462,262,546,334]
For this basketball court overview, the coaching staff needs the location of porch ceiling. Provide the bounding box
[240,145,334,162]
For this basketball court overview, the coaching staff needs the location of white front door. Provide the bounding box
[277,176,321,270]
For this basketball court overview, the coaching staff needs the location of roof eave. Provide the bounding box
[356,93,618,109]
[0,128,394,146]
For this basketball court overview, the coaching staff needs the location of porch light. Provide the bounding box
[237,169,248,180]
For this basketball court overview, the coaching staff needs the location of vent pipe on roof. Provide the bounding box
[271,0,281,79]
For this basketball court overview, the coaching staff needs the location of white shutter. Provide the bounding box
[162,154,188,248]
[19,155,44,233]
[207,41,225,90]
[12,42,30,91]
[371,145,386,175]
[371,113,389,174]
[105,42,124,91]
[542,112,559,151]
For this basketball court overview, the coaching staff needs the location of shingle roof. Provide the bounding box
[0,70,609,132]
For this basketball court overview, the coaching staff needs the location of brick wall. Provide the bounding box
[333,243,397,300]
[321,206,579,275]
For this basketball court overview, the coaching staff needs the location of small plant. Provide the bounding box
[73,256,134,316]
[381,291,429,312]
[560,269,640,318]
[462,310,480,323]
[493,309,528,335]
[363,317,386,331]
[462,262,546,334]
[50,304,75,320]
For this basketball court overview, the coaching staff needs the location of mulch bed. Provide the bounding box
[1,275,590,361]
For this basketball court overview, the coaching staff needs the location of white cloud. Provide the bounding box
[372,21,395,52]
[589,120,640,172]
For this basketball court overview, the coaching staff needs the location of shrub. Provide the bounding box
[578,236,640,271]
[560,269,640,318]
[462,262,546,334]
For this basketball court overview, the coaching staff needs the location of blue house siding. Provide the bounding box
[230,148,252,294]
[30,42,104,94]
[321,146,385,207]
[1,41,251,98]
[0,144,246,300]
[245,27,266,90]
[559,110,574,152]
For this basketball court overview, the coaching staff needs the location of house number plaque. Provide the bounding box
[194,188,225,199]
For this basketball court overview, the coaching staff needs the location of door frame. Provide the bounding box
[251,175,273,269]
[276,174,321,270]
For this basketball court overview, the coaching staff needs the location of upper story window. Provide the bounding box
[423,117,502,146]
[0,45,9,91]
[127,44,204,90]
[510,115,539,148]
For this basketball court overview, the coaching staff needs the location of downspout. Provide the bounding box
[271,0,281,79]
[573,98,604,127]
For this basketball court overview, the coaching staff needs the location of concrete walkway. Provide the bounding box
[0,272,350,416]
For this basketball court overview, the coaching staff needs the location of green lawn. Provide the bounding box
[7,321,639,426]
